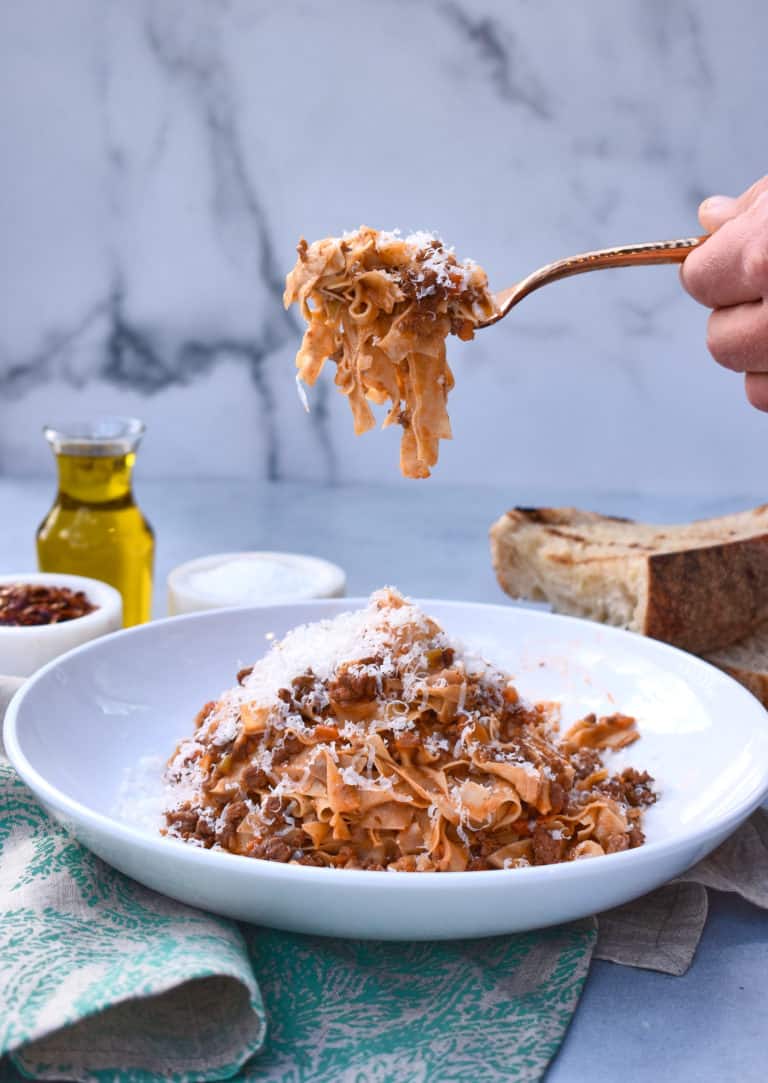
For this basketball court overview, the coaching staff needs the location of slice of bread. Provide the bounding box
[705,624,768,707]
[489,505,768,654]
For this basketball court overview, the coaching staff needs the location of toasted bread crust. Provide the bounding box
[643,539,768,652]
[708,663,768,707]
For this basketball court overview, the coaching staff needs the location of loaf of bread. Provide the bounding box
[489,505,768,654]
[704,625,768,707]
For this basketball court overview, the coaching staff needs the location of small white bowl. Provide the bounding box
[167,551,346,616]
[0,573,123,678]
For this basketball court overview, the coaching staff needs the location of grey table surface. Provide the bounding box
[1,477,766,1083]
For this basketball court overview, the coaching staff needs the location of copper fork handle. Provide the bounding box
[485,235,708,326]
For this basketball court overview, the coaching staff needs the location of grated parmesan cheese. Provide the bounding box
[238,589,438,707]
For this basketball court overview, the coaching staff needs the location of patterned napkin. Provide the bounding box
[0,681,594,1083]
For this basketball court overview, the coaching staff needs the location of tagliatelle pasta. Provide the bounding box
[162,590,657,871]
[283,227,496,478]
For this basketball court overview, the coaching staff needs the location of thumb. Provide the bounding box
[698,195,737,233]
[699,175,768,232]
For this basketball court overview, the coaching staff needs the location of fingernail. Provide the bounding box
[699,195,738,232]
[701,195,735,214]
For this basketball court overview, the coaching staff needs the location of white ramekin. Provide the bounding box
[0,573,123,677]
[167,551,347,616]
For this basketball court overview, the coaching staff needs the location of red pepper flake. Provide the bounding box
[0,583,97,626]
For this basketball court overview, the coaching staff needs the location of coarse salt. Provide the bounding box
[184,557,322,605]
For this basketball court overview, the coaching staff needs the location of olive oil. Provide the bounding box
[36,419,154,626]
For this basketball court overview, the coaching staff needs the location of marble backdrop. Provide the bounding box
[1,0,767,496]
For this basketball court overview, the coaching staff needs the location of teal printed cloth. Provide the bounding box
[0,747,596,1082]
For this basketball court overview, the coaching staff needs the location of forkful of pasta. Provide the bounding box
[284,226,705,479]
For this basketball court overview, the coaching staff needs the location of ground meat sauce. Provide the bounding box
[0,583,96,626]
[161,590,659,870]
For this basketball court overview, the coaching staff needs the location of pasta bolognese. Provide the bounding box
[162,590,656,871]
[284,228,496,478]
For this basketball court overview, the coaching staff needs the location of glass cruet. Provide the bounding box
[36,417,155,626]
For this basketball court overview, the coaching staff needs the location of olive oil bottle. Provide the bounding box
[37,418,154,626]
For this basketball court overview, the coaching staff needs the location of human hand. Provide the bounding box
[680,176,768,410]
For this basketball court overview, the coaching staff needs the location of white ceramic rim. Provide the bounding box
[167,550,347,605]
[5,598,768,892]
[0,572,123,639]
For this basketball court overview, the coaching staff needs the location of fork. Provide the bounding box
[477,235,707,328]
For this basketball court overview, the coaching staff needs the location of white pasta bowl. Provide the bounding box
[5,599,768,940]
